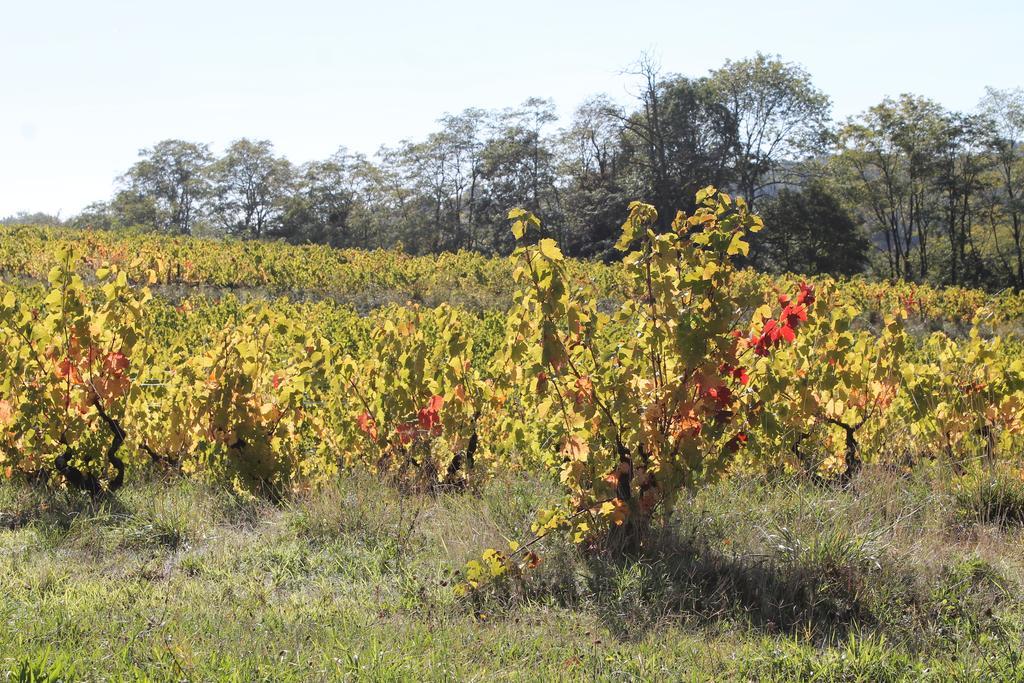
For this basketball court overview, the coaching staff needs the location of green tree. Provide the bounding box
[979,87,1024,289]
[0,211,62,226]
[478,99,561,253]
[121,139,213,234]
[280,153,356,247]
[835,95,948,281]
[556,95,629,258]
[208,139,292,238]
[614,56,738,228]
[436,108,488,251]
[751,183,867,276]
[706,53,831,209]
[932,113,989,286]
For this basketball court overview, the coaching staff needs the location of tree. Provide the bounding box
[560,95,622,185]
[350,143,424,250]
[557,95,629,258]
[58,59,1022,293]
[478,99,561,253]
[208,139,292,238]
[121,140,213,234]
[510,97,559,214]
[436,108,488,251]
[333,150,386,249]
[614,56,738,227]
[280,151,357,247]
[0,211,62,226]
[751,183,868,276]
[932,113,989,286]
[706,53,831,209]
[401,129,467,253]
[107,190,161,229]
[835,95,948,281]
[978,87,1024,289]
[69,202,116,230]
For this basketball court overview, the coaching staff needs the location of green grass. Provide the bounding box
[954,468,1024,526]
[3,469,1024,681]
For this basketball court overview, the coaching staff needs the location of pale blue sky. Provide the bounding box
[2,0,1021,217]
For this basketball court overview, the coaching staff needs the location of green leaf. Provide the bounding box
[43,289,63,310]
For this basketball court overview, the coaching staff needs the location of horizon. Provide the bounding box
[2,0,1022,218]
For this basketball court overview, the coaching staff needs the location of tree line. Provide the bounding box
[6,54,1023,290]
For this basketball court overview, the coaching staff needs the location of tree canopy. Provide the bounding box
[28,55,1021,291]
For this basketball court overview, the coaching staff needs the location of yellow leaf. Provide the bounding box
[561,435,589,462]
[727,232,749,257]
[538,238,563,261]
[599,499,629,526]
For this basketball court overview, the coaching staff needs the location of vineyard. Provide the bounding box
[4,188,1024,679]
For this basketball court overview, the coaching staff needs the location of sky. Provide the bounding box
[1,0,1022,218]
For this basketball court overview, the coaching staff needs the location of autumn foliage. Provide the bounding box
[497,186,821,553]
[1,188,1023,600]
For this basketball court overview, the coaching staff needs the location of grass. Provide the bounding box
[3,468,1024,681]
[953,468,1024,526]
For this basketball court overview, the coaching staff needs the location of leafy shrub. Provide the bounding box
[0,253,147,494]
[498,187,813,552]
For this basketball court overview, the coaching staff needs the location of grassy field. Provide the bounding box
[4,468,1024,681]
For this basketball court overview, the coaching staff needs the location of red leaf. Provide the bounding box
[103,351,130,376]
[356,412,378,441]
[726,431,749,453]
[797,282,815,306]
[417,395,444,434]
[397,421,417,445]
